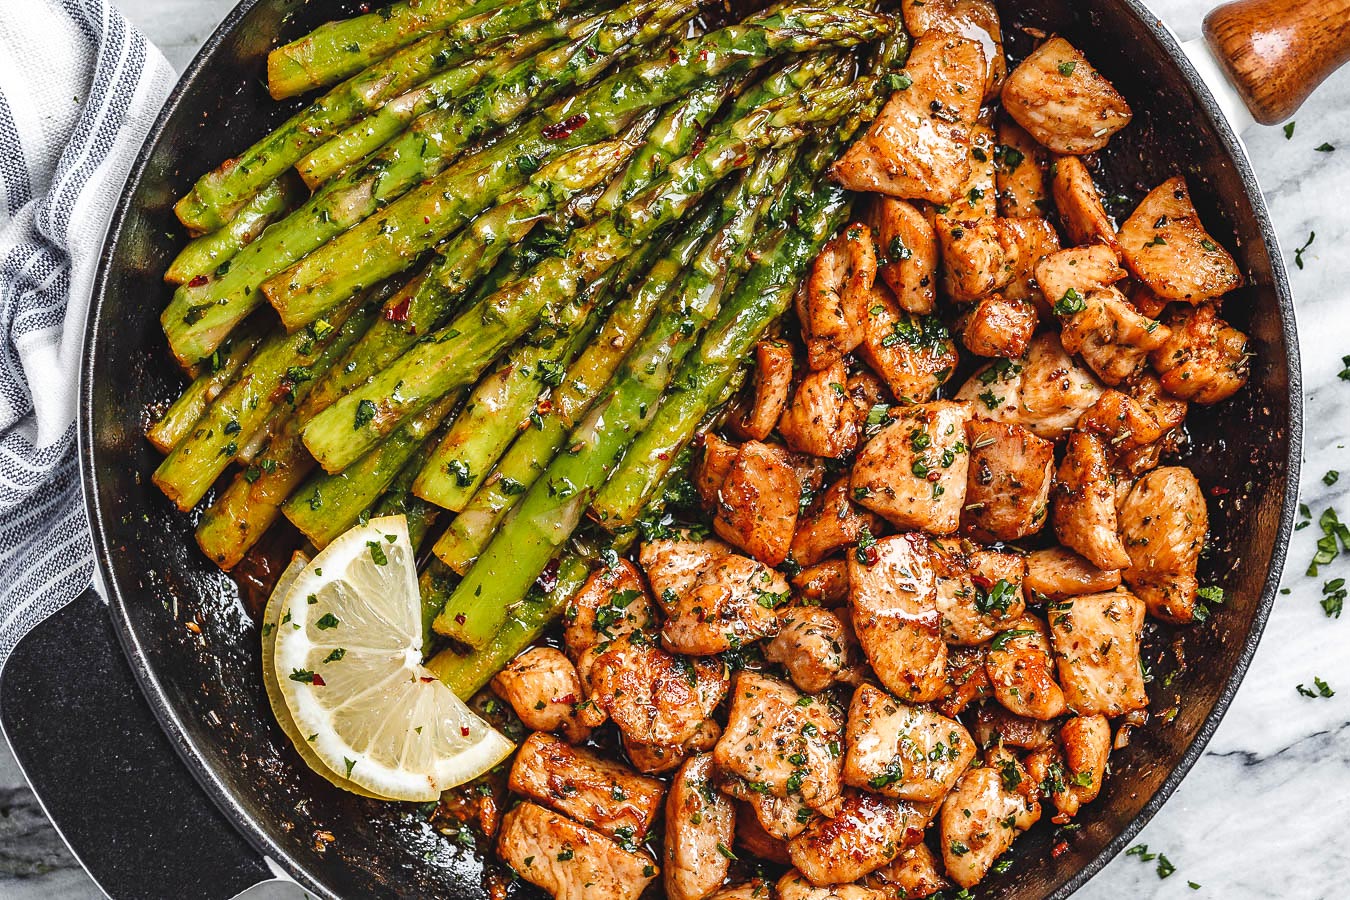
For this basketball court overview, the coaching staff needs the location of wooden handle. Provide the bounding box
[1203,0,1350,125]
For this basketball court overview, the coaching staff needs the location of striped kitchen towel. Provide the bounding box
[0,2,175,665]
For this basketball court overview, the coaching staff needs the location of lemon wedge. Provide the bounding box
[269,515,513,801]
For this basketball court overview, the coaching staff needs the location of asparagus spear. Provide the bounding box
[176,0,566,233]
[193,140,628,568]
[152,295,379,511]
[164,179,302,285]
[162,0,706,364]
[146,318,268,453]
[266,0,508,100]
[432,143,802,648]
[303,78,860,473]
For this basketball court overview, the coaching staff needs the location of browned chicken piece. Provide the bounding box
[995,117,1052,219]
[709,881,773,900]
[1117,466,1208,622]
[510,733,666,842]
[865,841,952,900]
[852,400,972,534]
[1058,285,1170,386]
[985,613,1067,720]
[735,804,792,863]
[722,779,814,841]
[1053,715,1111,817]
[1000,217,1061,311]
[498,802,658,900]
[588,633,729,746]
[937,218,1018,305]
[787,789,933,886]
[1149,303,1250,404]
[778,358,859,459]
[939,762,1037,888]
[846,369,888,429]
[714,672,845,816]
[776,870,888,900]
[1114,371,1188,474]
[791,477,883,568]
[664,753,735,900]
[1024,546,1121,601]
[1077,388,1166,453]
[492,647,592,744]
[848,533,948,702]
[564,558,656,662]
[765,606,864,693]
[945,123,998,216]
[931,541,1028,645]
[1126,279,1170,318]
[859,289,958,403]
[972,702,1059,751]
[937,645,993,717]
[732,340,794,440]
[842,683,977,802]
[1000,36,1132,155]
[831,34,985,202]
[640,534,787,655]
[956,333,1105,439]
[1047,589,1149,716]
[804,224,878,369]
[958,294,1037,359]
[1053,431,1132,571]
[623,717,721,776]
[1052,155,1120,253]
[866,197,939,314]
[900,0,1006,99]
[791,557,851,607]
[696,433,740,507]
[701,440,801,566]
[961,420,1054,542]
[1119,177,1242,302]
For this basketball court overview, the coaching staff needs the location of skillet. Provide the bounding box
[2,0,1342,896]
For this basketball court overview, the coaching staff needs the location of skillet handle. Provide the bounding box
[0,590,276,900]
[1203,0,1350,125]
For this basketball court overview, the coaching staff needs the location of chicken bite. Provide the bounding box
[866,197,939,314]
[623,718,722,776]
[939,762,1037,888]
[985,614,1068,720]
[778,358,859,459]
[1000,36,1132,155]
[999,216,1061,309]
[765,606,864,694]
[790,476,882,568]
[664,753,735,900]
[931,541,1028,645]
[956,333,1104,439]
[961,419,1054,542]
[698,439,801,566]
[957,294,1038,359]
[1052,431,1132,571]
[865,841,952,900]
[851,400,972,534]
[995,117,1052,219]
[1053,714,1111,817]
[899,0,1006,100]
[788,789,933,885]
[732,340,794,441]
[1058,285,1170,386]
[588,632,729,746]
[936,645,994,717]
[842,683,977,802]
[1149,303,1251,404]
[564,558,656,663]
[1117,466,1208,622]
[804,224,878,369]
[1047,589,1149,717]
[776,870,888,900]
[1119,177,1242,302]
[1034,243,1126,311]
[1023,546,1122,601]
[790,557,852,608]
[492,647,592,743]
[498,802,658,900]
[848,534,948,702]
[1051,155,1120,253]
[859,290,958,403]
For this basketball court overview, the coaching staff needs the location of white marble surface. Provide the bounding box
[4,0,1350,897]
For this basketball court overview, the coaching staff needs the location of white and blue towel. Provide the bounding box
[0,2,175,665]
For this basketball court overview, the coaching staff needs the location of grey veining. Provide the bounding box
[3,0,1350,897]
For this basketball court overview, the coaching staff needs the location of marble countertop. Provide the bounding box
[4,0,1349,897]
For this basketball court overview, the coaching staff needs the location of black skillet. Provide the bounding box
[1,0,1341,896]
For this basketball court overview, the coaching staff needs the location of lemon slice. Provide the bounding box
[271,515,514,801]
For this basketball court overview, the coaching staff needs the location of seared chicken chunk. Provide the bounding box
[1149,303,1250,404]
[696,434,740,508]
[735,803,792,863]
[791,557,851,608]
[972,702,1059,751]
[999,215,1061,308]
[778,358,859,459]
[714,672,845,816]
[1053,715,1111,817]
[498,802,658,900]
[1047,589,1149,716]
[961,419,1054,541]
[1119,177,1242,302]
[765,606,864,693]
[848,534,948,702]
[985,614,1068,720]
[588,632,728,746]
[1024,546,1122,601]
[509,733,666,842]
[564,558,656,662]
[1000,36,1132,155]
[733,340,794,440]
[859,291,958,403]
[1051,155,1120,252]
[623,718,721,776]
[722,779,815,841]
[866,197,939,314]
[788,789,932,885]
[956,333,1104,439]
[1052,432,1132,571]
[865,841,951,900]
[832,34,985,202]
[1117,466,1208,622]
[1114,371,1188,474]
[931,541,1028,645]
[939,763,1036,888]
[777,870,888,900]
[641,535,788,654]
[1034,243,1126,311]
[852,400,972,534]
[899,0,1006,99]
[790,477,883,568]
[804,224,878,369]
[698,440,801,566]
[1058,286,1170,386]
[937,644,994,717]
[958,294,1038,359]
[664,754,735,900]
[994,117,1052,219]
[937,217,1018,306]
[842,683,976,802]
[492,647,592,743]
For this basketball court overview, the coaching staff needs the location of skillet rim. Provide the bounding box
[77,0,1303,897]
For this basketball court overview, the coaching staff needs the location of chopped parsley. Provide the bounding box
[1296,676,1334,698]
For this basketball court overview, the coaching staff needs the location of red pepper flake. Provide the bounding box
[860,545,879,566]
[554,693,577,706]
[971,574,994,591]
[690,133,706,158]
[1210,485,1230,496]
[1051,840,1070,859]
[423,215,430,224]
[420,676,435,683]
[542,114,587,140]
[311,674,326,687]
[926,471,941,482]
[187,274,209,288]
[461,726,471,737]
[454,613,467,625]
[699,49,708,62]
[384,296,412,323]
[657,451,669,461]
[536,558,560,593]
